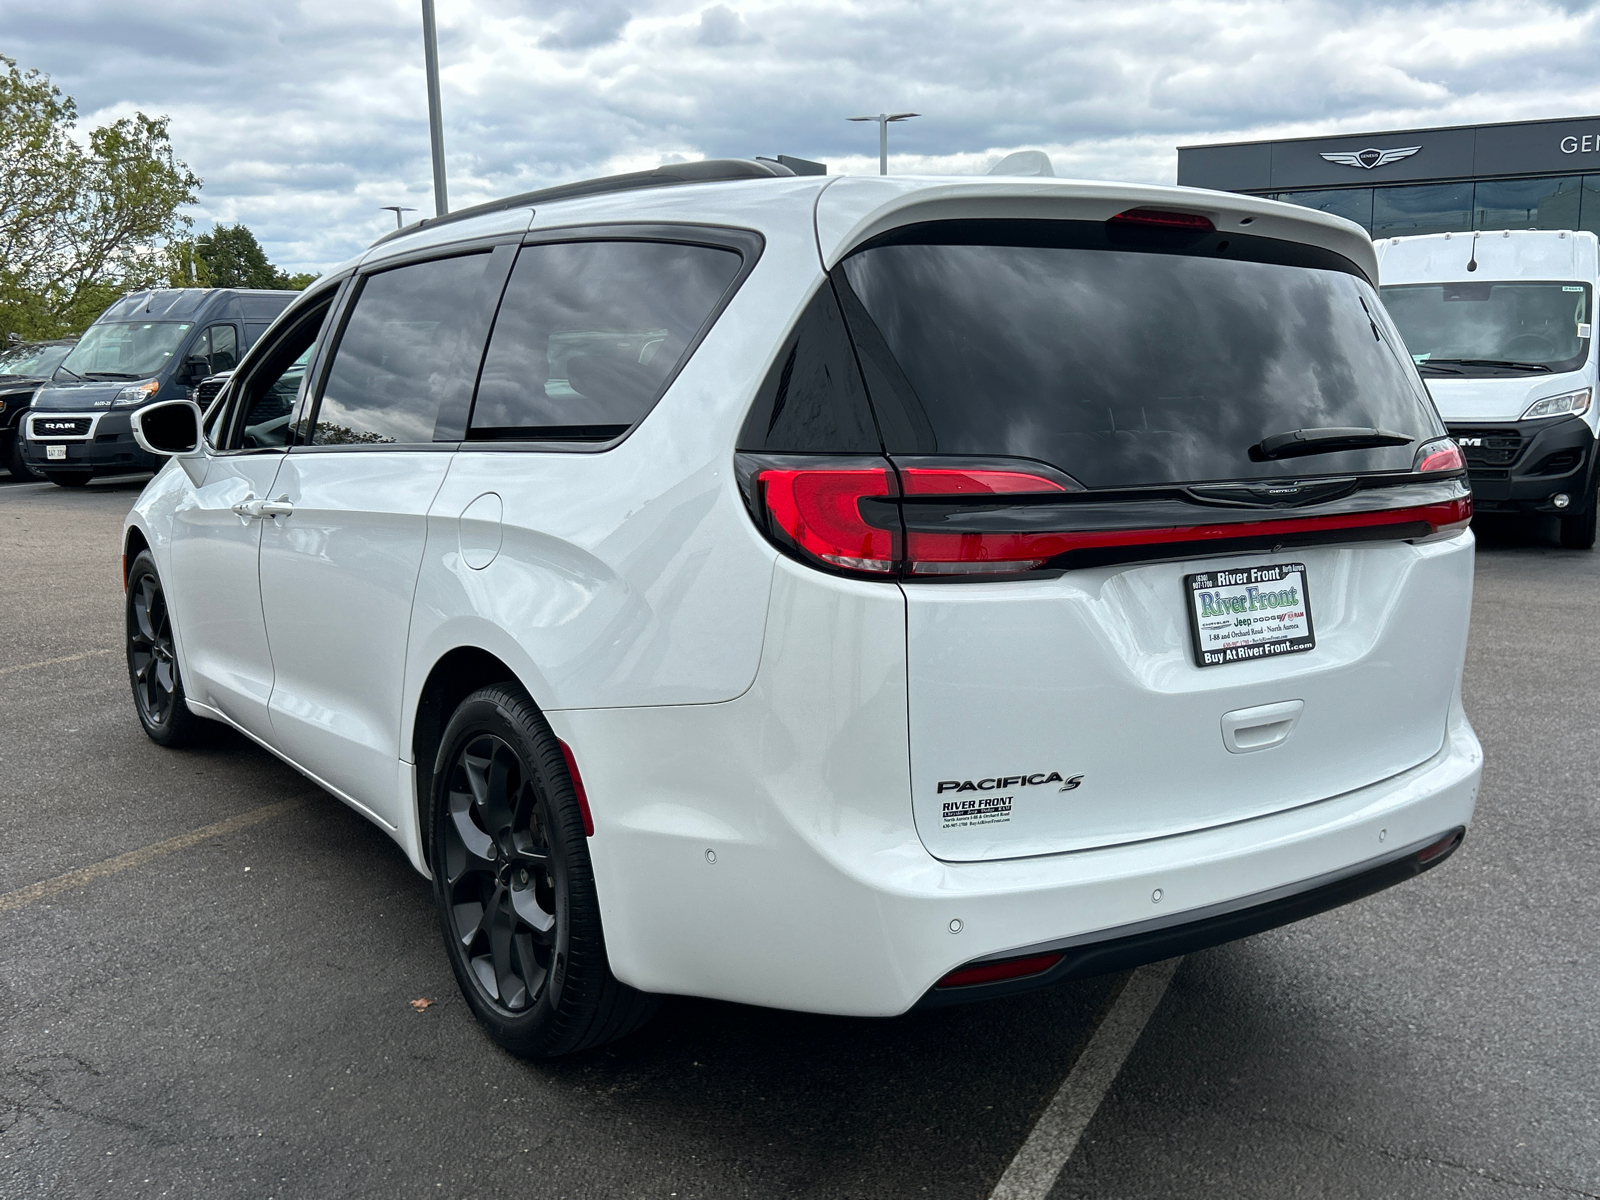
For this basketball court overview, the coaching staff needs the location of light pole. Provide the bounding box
[421,0,448,216]
[381,205,418,229]
[847,112,919,175]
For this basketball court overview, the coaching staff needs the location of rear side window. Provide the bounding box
[314,253,493,445]
[836,220,1443,488]
[469,240,742,441]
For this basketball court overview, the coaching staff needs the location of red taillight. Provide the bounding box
[900,468,1068,496]
[1416,438,1465,473]
[756,466,899,572]
[937,952,1064,989]
[557,739,595,837]
[903,497,1474,575]
[1109,207,1215,232]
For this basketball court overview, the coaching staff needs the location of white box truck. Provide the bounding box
[1378,229,1599,546]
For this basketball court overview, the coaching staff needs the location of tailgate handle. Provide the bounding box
[1221,700,1304,754]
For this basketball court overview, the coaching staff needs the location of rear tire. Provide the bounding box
[428,683,658,1058]
[43,470,90,488]
[125,551,214,747]
[1558,482,1599,550]
[8,436,43,481]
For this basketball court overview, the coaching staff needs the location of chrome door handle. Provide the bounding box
[258,497,294,518]
[231,496,265,519]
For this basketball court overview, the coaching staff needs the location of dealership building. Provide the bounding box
[1176,115,1600,238]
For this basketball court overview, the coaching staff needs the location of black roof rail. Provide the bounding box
[370,158,796,248]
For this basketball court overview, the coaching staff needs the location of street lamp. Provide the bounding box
[847,112,919,175]
[420,0,448,216]
[381,205,418,229]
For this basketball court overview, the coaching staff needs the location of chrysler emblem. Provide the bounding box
[1321,146,1422,170]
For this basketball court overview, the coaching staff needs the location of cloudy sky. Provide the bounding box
[8,0,1600,272]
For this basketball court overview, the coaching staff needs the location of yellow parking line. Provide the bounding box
[0,648,115,676]
[0,796,309,914]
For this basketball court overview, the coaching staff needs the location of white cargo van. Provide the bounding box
[1378,230,1599,546]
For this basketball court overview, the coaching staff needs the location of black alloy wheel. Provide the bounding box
[125,551,212,746]
[430,684,657,1057]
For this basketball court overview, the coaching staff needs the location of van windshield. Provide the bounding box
[837,221,1441,489]
[1380,281,1591,375]
[58,321,192,379]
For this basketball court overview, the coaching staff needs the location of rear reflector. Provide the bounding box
[937,952,1064,989]
[1416,829,1464,865]
[1109,207,1216,232]
[557,739,595,837]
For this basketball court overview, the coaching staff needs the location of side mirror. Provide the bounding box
[183,355,211,383]
[131,399,204,457]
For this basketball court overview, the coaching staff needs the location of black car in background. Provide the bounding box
[0,339,77,479]
[20,288,296,486]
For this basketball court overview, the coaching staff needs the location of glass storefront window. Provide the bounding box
[1272,188,1373,231]
[1474,176,1582,231]
[1372,183,1474,238]
[1581,177,1600,237]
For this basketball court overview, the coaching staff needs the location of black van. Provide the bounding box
[20,288,297,486]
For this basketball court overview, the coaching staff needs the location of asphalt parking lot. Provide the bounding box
[1,473,1595,1200]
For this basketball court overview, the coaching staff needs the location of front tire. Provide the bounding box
[1559,479,1599,549]
[8,436,43,481]
[428,684,658,1058]
[125,551,213,746]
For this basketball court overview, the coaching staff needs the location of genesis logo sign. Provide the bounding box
[1320,145,1422,170]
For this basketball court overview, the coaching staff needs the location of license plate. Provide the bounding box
[46,445,66,460]
[1185,562,1315,668]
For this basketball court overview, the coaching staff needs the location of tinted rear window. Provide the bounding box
[837,221,1442,488]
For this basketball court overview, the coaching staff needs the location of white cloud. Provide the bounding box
[8,0,1600,272]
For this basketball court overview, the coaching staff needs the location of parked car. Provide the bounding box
[0,338,76,479]
[1379,229,1600,546]
[20,288,296,487]
[120,161,1481,1058]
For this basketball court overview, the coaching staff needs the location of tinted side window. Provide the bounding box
[737,282,879,452]
[219,299,333,451]
[470,240,742,441]
[315,253,492,445]
[197,323,238,372]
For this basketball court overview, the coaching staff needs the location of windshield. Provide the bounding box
[1380,281,1592,374]
[58,321,192,379]
[837,221,1442,489]
[0,343,72,377]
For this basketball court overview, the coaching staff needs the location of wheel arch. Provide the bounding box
[122,524,151,587]
[410,645,524,862]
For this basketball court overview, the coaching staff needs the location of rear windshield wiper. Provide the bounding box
[1251,427,1414,461]
[1421,358,1552,373]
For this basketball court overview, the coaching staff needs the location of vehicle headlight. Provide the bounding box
[1521,388,1592,420]
[111,379,161,407]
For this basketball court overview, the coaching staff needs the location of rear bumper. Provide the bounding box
[1449,416,1595,512]
[20,409,159,475]
[916,826,1464,1007]
[564,635,1483,1017]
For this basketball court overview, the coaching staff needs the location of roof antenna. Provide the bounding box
[1467,230,1479,272]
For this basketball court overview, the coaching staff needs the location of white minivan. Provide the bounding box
[121,164,1482,1057]
[1379,229,1599,546]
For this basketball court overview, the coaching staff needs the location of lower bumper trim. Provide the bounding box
[915,826,1465,1008]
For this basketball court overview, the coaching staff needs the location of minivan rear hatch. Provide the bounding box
[834,214,1473,861]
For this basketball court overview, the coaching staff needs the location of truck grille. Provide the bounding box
[194,375,229,409]
[31,416,91,438]
[1450,428,1524,468]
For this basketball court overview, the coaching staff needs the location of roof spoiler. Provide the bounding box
[369,158,797,248]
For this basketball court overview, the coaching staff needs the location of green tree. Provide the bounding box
[195,223,278,288]
[0,56,201,341]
